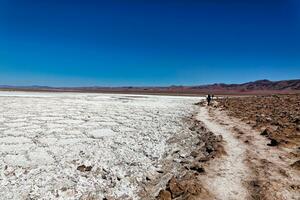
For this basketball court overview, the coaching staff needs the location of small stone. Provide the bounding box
[189,126,196,131]
[85,166,92,171]
[293,118,300,124]
[260,128,270,136]
[267,139,279,146]
[291,160,300,170]
[190,151,198,158]
[205,146,213,154]
[189,163,205,174]
[77,165,92,172]
[216,135,223,141]
[266,117,272,122]
[169,177,184,198]
[197,156,209,162]
[158,190,171,200]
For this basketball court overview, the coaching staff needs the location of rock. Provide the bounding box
[197,156,209,162]
[267,139,279,146]
[183,180,202,195]
[188,163,205,174]
[85,166,92,171]
[291,160,300,171]
[260,128,270,136]
[205,146,213,154]
[293,118,300,124]
[102,174,107,179]
[158,190,171,200]
[190,151,198,158]
[173,158,182,163]
[77,165,92,172]
[189,126,196,131]
[166,175,211,199]
[169,177,184,198]
[216,135,223,142]
[266,117,272,122]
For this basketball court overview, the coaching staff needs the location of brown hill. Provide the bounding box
[1,79,300,95]
[191,79,300,91]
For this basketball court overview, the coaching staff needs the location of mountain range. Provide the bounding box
[1,79,299,95]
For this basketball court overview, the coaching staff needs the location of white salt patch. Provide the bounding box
[89,129,116,138]
[28,149,55,165]
[0,144,35,153]
[38,137,58,145]
[4,154,30,167]
[0,91,201,199]
[57,138,83,145]
[0,136,31,144]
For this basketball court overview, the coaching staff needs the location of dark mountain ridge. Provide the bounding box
[1,79,299,95]
[191,79,300,90]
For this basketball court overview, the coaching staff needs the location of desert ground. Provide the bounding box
[0,91,299,200]
[0,91,202,199]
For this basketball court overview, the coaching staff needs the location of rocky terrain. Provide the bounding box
[215,94,300,149]
[204,95,300,199]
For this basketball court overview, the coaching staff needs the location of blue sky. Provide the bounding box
[0,0,299,86]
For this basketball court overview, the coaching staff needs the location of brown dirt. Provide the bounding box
[215,94,300,149]
[204,95,300,199]
[157,173,212,200]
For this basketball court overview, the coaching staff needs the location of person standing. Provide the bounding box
[207,94,211,106]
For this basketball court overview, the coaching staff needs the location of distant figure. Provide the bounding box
[207,94,211,106]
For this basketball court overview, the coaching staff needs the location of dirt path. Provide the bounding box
[197,106,300,200]
[197,107,250,200]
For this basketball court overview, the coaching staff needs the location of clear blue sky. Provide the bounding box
[0,0,299,86]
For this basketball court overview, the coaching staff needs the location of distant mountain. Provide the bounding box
[1,79,300,95]
[191,79,300,91]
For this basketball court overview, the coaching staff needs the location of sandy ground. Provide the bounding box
[0,91,200,200]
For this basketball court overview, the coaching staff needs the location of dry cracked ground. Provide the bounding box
[0,92,299,200]
[0,92,204,199]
